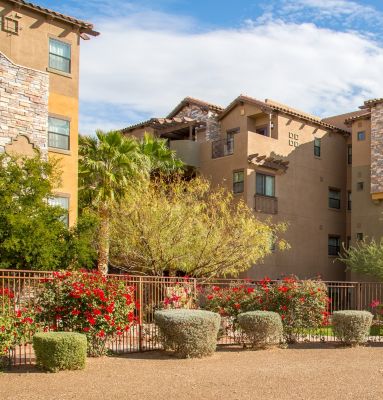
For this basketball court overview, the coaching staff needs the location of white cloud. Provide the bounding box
[79,9,383,134]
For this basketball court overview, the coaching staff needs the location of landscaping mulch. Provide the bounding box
[1,343,383,400]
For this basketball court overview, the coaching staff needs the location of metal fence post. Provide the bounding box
[355,282,362,310]
[138,277,144,352]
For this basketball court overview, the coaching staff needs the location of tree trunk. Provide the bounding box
[97,203,110,275]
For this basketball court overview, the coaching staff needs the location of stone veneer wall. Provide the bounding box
[370,102,383,194]
[0,51,49,156]
[174,104,221,141]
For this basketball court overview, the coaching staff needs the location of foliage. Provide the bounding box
[79,131,182,274]
[111,176,288,278]
[33,332,87,372]
[36,270,136,356]
[332,310,373,346]
[237,311,283,348]
[0,288,40,364]
[203,277,330,341]
[339,239,383,280]
[154,309,220,358]
[0,154,97,270]
[162,280,195,309]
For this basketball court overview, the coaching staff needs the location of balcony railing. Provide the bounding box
[254,194,278,214]
[212,138,234,159]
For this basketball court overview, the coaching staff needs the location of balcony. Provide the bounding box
[212,138,234,159]
[254,195,278,214]
[169,140,200,167]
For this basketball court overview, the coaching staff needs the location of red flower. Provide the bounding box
[212,286,221,292]
[207,295,214,300]
[71,309,81,316]
[278,286,289,293]
[247,287,254,293]
[83,327,90,332]
[104,314,111,321]
[87,316,96,325]
[234,303,241,310]
[280,305,287,311]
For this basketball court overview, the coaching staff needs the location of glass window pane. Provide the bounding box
[265,176,274,196]
[49,54,70,73]
[50,39,71,58]
[48,132,69,150]
[256,174,264,195]
[48,117,69,136]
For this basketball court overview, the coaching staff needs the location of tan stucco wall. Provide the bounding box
[0,1,82,225]
[198,103,348,280]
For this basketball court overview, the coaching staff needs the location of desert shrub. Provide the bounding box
[238,311,283,349]
[154,309,220,358]
[332,310,373,346]
[203,277,330,341]
[0,288,40,369]
[36,271,136,356]
[33,332,87,372]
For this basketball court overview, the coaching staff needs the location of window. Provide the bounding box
[48,116,70,150]
[347,191,351,211]
[314,138,321,157]
[233,170,244,194]
[48,196,69,225]
[357,131,366,141]
[227,131,234,153]
[357,182,364,191]
[255,126,269,137]
[49,38,71,73]
[328,236,340,256]
[328,188,341,209]
[347,145,352,164]
[356,232,364,241]
[256,173,275,197]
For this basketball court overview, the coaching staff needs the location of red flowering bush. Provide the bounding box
[0,288,39,367]
[203,277,330,342]
[36,271,136,356]
[162,280,194,309]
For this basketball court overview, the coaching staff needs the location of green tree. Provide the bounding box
[110,177,288,279]
[339,239,383,280]
[0,154,95,270]
[79,130,182,274]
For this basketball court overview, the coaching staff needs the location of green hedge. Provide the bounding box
[238,311,283,349]
[332,310,373,346]
[33,332,87,372]
[154,309,220,358]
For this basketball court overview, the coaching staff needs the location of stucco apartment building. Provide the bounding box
[124,96,383,281]
[0,0,98,225]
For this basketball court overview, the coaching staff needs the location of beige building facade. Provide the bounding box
[124,95,383,281]
[0,0,98,225]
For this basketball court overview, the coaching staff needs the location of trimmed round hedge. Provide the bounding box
[332,310,373,346]
[33,332,87,372]
[238,311,283,349]
[154,309,220,358]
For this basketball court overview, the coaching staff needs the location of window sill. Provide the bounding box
[314,156,321,160]
[328,207,342,212]
[48,147,71,156]
[46,67,72,79]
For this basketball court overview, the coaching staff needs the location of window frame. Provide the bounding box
[314,138,321,157]
[328,235,340,256]
[255,125,269,137]
[328,188,341,210]
[347,144,352,164]
[49,38,71,74]
[347,191,351,211]
[233,170,245,194]
[48,116,70,151]
[357,131,366,141]
[356,232,364,241]
[256,173,275,197]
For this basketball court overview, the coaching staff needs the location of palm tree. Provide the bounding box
[79,130,183,274]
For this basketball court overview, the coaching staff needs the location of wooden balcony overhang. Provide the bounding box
[247,153,289,172]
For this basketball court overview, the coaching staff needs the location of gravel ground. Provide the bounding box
[1,343,383,400]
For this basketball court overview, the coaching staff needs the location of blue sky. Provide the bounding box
[36,0,383,134]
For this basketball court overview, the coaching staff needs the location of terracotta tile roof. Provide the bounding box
[5,0,99,36]
[343,111,371,125]
[218,94,349,134]
[167,97,224,118]
[323,110,368,131]
[361,98,383,108]
[122,116,198,132]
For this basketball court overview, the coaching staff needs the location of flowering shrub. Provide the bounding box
[162,280,194,309]
[203,277,330,341]
[36,271,136,356]
[0,288,39,367]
